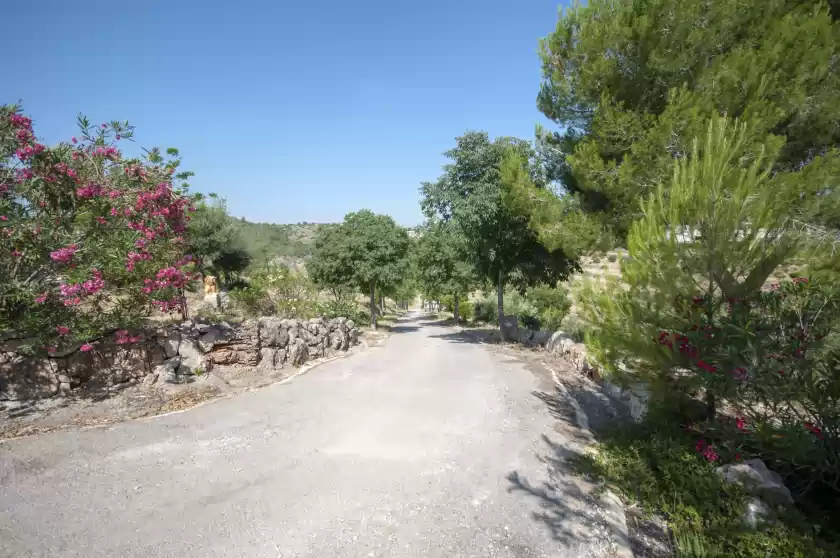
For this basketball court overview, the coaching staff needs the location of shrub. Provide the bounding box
[229,264,321,319]
[573,420,836,557]
[473,296,498,324]
[0,106,199,353]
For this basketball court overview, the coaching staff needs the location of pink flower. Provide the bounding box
[696,360,716,373]
[56,326,71,336]
[96,217,107,225]
[735,453,742,461]
[804,422,824,440]
[71,136,77,144]
[79,343,94,352]
[11,249,22,258]
[101,123,107,129]
[115,135,121,140]
[47,346,57,354]
[50,244,79,264]
[0,215,7,221]
[695,439,707,452]
[34,292,48,304]
[736,417,747,431]
[792,277,809,284]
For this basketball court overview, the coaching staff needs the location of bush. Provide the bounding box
[0,107,199,353]
[473,296,498,324]
[229,264,321,319]
[526,284,571,331]
[573,420,836,557]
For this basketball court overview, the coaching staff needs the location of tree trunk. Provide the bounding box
[370,282,377,329]
[453,294,460,325]
[497,269,505,326]
[379,294,384,313]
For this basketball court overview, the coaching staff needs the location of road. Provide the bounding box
[0,313,607,557]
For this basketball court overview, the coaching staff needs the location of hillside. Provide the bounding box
[230,219,331,267]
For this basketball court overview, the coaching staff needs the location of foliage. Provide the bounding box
[186,198,236,272]
[573,420,836,557]
[421,132,577,324]
[538,0,840,239]
[309,210,409,327]
[440,295,472,322]
[231,219,321,267]
[414,220,475,320]
[229,264,320,319]
[472,296,498,325]
[525,284,571,331]
[0,106,199,352]
[580,119,840,498]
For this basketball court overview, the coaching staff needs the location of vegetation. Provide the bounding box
[0,107,200,352]
[421,132,577,328]
[536,0,840,241]
[309,210,409,328]
[413,221,474,324]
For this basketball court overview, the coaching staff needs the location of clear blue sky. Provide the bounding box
[4,0,566,226]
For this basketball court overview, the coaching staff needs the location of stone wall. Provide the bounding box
[0,317,359,401]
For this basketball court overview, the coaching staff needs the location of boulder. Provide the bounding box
[346,320,355,330]
[156,330,181,358]
[500,315,518,342]
[198,325,235,352]
[518,328,534,345]
[256,347,285,371]
[258,317,289,348]
[716,459,793,505]
[349,328,359,345]
[178,339,207,374]
[329,331,344,351]
[531,330,553,347]
[204,320,259,367]
[287,339,309,366]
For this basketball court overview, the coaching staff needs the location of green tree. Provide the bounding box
[580,118,840,493]
[538,0,840,239]
[421,131,576,330]
[414,221,475,324]
[309,210,409,328]
[186,198,236,271]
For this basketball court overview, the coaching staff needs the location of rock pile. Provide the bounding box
[0,317,359,400]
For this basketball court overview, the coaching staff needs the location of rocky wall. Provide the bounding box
[0,317,359,401]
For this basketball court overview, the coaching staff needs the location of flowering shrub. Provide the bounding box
[0,105,200,353]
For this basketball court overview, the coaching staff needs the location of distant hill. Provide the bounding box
[230,219,333,268]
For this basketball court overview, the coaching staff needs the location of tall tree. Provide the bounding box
[414,221,475,324]
[309,210,409,328]
[538,0,840,239]
[421,132,575,330]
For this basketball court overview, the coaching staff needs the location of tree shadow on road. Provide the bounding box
[428,329,502,345]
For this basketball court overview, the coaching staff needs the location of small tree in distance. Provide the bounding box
[309,210,409,329]
[414,221,474,324]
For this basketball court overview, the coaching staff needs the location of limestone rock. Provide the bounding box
[178,339,207,374]
[157,331,181,358]
[287,339,309,366]
[256,347,284,371]
[198,325,235,352]
[258,317,289,348]
[716,459,793,505]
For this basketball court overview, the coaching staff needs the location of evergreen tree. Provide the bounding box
[414,221,475,324]
[538,0,840,239]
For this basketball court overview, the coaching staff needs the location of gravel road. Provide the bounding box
[1,312,610,557]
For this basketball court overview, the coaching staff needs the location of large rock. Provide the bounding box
[531,330,553,347]
[716,459,793,505]
[500,315,518,342]
[156,330,181,358]
[287,339,309,366]
[197,323,235,352]
[178,338,208,374]
[256,347,285,371]
[329,331,345,351]
[153,357,182,386]
[547,331,575,354]
[258,317,289,348]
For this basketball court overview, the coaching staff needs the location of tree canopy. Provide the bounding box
[421,131,576,325]
[309,210,409,327]
[538,0,840,239]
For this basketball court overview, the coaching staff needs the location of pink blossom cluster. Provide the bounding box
[126,250,153,272]
[695,439,719,462]
[152,297,182,313]
[115,329,142,345]
[91,146,120,159]
[59,269,104,306]
[15,143,46,160]
[124,164,148,180]
[50,244,79,264]
[76,183,103,199]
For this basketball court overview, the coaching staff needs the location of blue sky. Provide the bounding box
[4,0,566,226]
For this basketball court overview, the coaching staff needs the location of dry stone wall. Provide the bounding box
[0,317,359,401]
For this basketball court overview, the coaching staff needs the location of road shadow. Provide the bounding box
[507,434,614,553]
[428,328,501,345]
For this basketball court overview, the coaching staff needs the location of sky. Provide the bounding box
[4,0,567,227]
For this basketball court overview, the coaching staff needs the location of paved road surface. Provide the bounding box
[1,313,603,557]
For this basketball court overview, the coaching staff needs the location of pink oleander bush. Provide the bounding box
[0,105,200,354]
